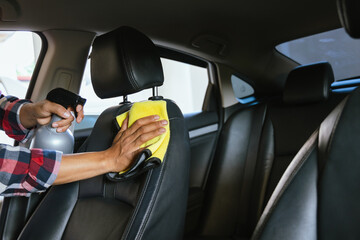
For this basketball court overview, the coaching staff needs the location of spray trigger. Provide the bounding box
[46,88,87,118]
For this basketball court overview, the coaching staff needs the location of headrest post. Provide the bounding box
[149,87,164,100]
[153,87,158,97]
[120,95,131,104]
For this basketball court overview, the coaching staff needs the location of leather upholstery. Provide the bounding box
[199,104,269,237]
[18,27,190,240]
[91,26,164,98]
[252,131,319,240]
[283,62,334,105]
[337,0,360,38]
[252,86,360,239]
[196,62,344,240]
[263,95,342,204]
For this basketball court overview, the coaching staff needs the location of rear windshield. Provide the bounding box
[276,28,360,81]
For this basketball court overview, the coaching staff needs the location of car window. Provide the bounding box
[276,28,360,81]
[231,75,255,104]
[78,57,209,122]
[0,31,42,145]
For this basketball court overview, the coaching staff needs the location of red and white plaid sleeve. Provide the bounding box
[0,146,62,196]
[0,94,35,142]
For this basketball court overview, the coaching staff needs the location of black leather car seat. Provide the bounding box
[16,26,190,240]
[261,62,343,205]
[252,82,360,240]
[252,0,360,238]
[196,62,345,239]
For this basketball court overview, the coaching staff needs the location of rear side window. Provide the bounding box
[158,58,208,113]
[0,31,42,145]
[276,28,360,81]
[79,57,209,117]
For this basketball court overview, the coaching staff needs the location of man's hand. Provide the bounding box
[20,100,84,132]
[104,115,168,172]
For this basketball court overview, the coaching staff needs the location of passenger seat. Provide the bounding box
[194,62,345,239]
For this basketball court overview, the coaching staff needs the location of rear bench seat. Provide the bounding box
[190,62,346,239]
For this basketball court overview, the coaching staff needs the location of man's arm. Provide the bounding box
[0,93,81,142]
[0,94,167,196]
[19,99,84,133]
[53,115,168,184]
[0,112,166,196]
[0,145,61,197]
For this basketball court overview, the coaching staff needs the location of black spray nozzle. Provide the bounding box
[46,88,87,118]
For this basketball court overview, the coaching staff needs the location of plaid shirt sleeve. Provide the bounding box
[0,94,34,143]
[0,146,61,196]
[0,94,62,196]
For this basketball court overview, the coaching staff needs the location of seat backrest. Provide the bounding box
[252,1,360,238]
[199,102,267,237]
[261,62,343,204]
[252,82,360,240]
[17,26,190,240]
[198,62,344,239]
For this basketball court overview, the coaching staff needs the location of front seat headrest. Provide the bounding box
[91,26,164,99]
[337,0,360,38]
[283,62,334,105]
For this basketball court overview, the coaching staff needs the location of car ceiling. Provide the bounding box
[0,0,341,95]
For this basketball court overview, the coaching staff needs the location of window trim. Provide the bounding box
[157,46,218,113]
[157,46,208,68]
[25,32,48,100]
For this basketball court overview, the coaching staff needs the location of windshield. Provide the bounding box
[276,28,360,81]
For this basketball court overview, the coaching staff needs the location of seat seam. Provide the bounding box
[136,116,179,239]
[121,171,153,240]
[135,144,168,240]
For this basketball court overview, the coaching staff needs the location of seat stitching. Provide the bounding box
[135,141,169,239]
[135,117,179,239]
[121,171,153,240]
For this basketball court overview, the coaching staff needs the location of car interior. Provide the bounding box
[0,0,359,239]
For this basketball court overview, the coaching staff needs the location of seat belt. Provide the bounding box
[318,95,349,177]
[252,94,352,240]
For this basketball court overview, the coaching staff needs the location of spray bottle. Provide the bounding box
[31,88,86,154]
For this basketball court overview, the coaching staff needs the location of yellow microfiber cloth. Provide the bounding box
[112,100,170,180]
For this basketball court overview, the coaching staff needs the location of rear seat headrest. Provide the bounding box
[283,62,334,105]
[91,26,164,99]
[337,0,360,39]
